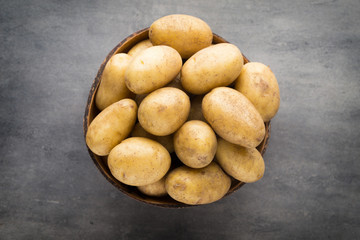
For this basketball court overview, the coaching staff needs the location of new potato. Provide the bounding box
[125,45,182,94]
[127,39,153,57]
[235,62,280,122]
[202,87,265,148]
[108,137,171,186]
[165,162,231,205]
[181,43,244,94]
[86,99,137,156]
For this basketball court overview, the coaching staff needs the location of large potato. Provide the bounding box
[174,120,217,168]
[95,53,133,111]
[149,14,212,59]
[86,99,137,156]
[216,138,265,183]
[131,123,174,153]
[202,87,265,148]
[127,39,153,57]
[165,162,231,205]
[137,175,167,197]
[181,43,243,94]
[138,87,190,136]
[125,45,182,94]
[108,137,171,186]
[235,62,280,122]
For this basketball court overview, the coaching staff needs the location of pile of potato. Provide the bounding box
[86,14,280,205]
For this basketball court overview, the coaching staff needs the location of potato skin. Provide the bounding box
[137,176,167,197]
[165,162,231,205]
[174,120,217,168]
[138,87,190,136]
[125,46,182,94]
[86,99,137,156]
[202,87,265,148]
[95,53,133,111]
[108,137,171,186]
[149,14,213,59]
[216,138,265,183]
[131,123,174,153]
[235,62,280,122]
[181,43,243,94]
[127,39,153,57]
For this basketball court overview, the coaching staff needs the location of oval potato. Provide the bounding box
[149,14,213,59]
[202,87,265,148]
[181,43,243,94]
[95,53,133,111]
[165,162,231,205]
[108,137,171,186]
[131,123,174,153]
[125,45,182,94]
[86,99,137,156]
[138,87,190,136]
[127,39,153,57]
[174,120,217,168]
[235,62,280,122]
[137,176,167,197]
[216,138,265,183]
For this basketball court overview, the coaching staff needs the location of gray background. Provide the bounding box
[1,0,359,239]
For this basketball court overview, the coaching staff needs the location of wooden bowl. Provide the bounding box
[83,28,271,208]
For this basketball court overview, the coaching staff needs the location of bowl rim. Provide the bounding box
[83,27,271,208]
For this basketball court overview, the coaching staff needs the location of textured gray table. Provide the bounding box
[1,0,359,239]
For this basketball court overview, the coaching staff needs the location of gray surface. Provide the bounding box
[1,0,359,239]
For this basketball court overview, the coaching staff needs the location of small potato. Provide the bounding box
[165,162,231,205]
[235,62,280,122]
[181,43,243,94]
[149,14,213,59]
[125,45,182,94]
[174,120,217,168]
[108,137,171,186]
[187,95,206,122]
[127,39,153,57]
[86,99,137,156]
[216,138,265,183]
[95,53,133,111]
[131,123,174,153]
[137,176,167,197]
[138,87,190,136]
[202,87,265,148]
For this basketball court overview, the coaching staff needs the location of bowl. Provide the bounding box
[83,28,271,208]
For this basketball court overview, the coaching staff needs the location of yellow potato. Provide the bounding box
[235,62,280,122]
[131,123,174,153]
[108,137,171,186]
[138,87,190,136]
[174,120,217,168]
[127,39,153,57]
[202,87,265,148]
[181,43,243,94]
[95,53,133,111]
[216,138,265,183]
[149,14,213,59]
[86,99,137,156]
[187,95,206,122]
[165,162,231,205]
[137,175,167,197]
[125,45,182,94]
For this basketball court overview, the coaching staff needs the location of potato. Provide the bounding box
[202,87,265,148]
[125,45,182,94]
[235,62,280,122]
[216,138,265,183]
[108,137,171,186]
[165,162,231,205]
[181,43,243,94]
[127,39,153,57]
[138,87,190,136]
[174,120,217,168]
[86,99,137,156]
[95,53,133,110]
[131,123,174,153]
[187,95,206,122]
[137,175,167,197]
[149,14,213,59]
